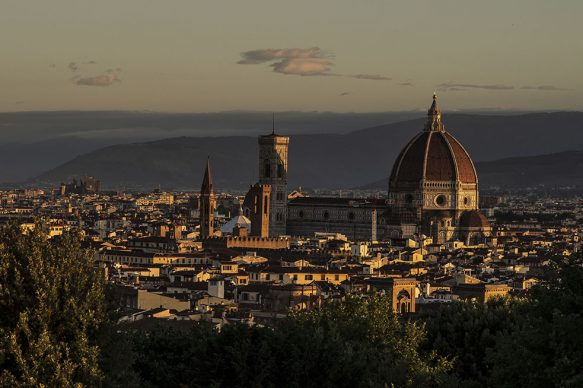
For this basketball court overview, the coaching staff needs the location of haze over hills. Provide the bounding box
[31,111,583,191]
[0,110,425,182]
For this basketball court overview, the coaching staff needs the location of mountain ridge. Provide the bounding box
[31,112,583,190]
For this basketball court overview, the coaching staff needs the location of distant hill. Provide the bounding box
[33,112,583,190]
[0,110,423,183]
[476,150,583,187]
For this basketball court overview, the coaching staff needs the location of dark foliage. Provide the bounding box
[0,223,106,386]
[127,294,451,388]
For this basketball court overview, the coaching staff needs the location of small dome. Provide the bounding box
[220,215,251,234]
[459,210,490,229]
[220,203,251,234]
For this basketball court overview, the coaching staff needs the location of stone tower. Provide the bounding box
[258,128,289,237]
[243,183,272,238]
[199,158,216,239]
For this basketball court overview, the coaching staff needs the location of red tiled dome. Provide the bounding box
[389,95,477,189]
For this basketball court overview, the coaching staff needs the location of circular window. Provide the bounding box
[323,211,330,219]
[405,194,413,204]
[348,212,355,220]
[298,211,304,218]
[435,195,446,206]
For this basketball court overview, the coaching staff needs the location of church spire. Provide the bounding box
[201,157,213,193]
[199,157,216,239]
[425,93,445,132]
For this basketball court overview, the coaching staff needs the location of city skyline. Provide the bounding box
[1,0,582,112]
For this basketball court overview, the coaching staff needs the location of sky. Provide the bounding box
[1,0,582,113]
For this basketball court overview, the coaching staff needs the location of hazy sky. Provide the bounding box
[1,0,581,112]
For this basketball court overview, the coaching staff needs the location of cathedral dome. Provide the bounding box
[389,94,477,190]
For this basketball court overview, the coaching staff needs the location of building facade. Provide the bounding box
[287,197,385,241]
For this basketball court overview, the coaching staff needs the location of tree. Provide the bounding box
[419,298,520,386]
[0,223,106,386]
[128,294,452,387]
[420,255,583,387]
[486,255,583,387]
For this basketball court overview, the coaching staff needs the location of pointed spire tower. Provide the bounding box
[199,157,216,238]
[201,157,213,193]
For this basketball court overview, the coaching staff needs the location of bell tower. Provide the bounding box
[258,124,289,237]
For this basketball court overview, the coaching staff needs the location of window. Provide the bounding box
[320,274,325,280]
[334,274,340,281]
[279,274,284,281]
[299,211,304,218]
[277,163,284,178]
[435,195,446,206]
[263,196,269,214]
[305,274,313,280]
[348,212,355,220]
[292,274,298,281]
[264,161,271,178]
[323,211,330,220]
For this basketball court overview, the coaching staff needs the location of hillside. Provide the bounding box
[33,112,583,190]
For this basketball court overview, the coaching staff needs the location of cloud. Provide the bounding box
[339,91,351,96]
[68,62,79,72]
[84,60,97,65]
[238,47,403,80]
[270,58,336,76]
[238,47,336,76]
[76,73,120,87]
[520,85,572,91]
[351,74,391,81]
[438,82,514,91]
[238,47,329,64]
